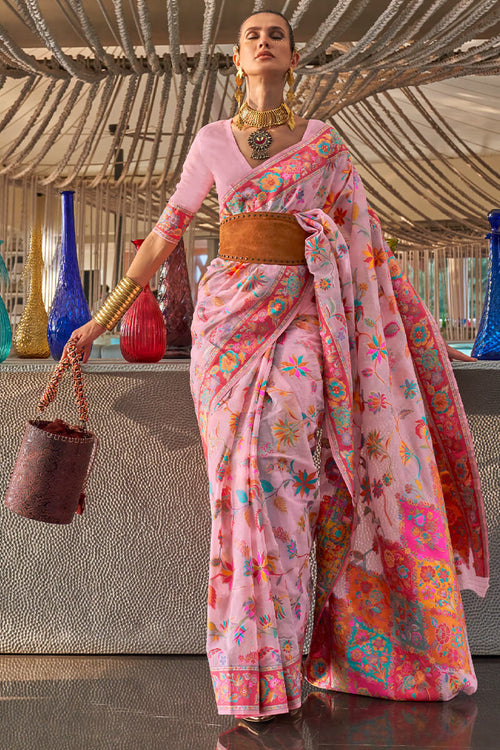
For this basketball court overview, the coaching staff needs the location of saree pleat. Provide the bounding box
[192,279,323,715]
[188,124,488,714]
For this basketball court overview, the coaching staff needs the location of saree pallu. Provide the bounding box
[189,125,489,716]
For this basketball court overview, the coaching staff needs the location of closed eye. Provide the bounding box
[245,27,285,39]
[247,33,284,39]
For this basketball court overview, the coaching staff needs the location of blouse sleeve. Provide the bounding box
[152,129,214,243]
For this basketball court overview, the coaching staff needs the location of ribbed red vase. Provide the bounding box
[119,239,167,363]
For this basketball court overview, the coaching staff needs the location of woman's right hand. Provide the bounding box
[62,319,106,364]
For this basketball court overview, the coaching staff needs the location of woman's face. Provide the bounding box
[234,13,298,79]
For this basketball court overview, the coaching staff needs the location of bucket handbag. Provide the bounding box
[4,341,98,524]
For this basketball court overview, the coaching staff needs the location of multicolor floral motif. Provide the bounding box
[152,201,193,243]
[186,124,488,714]
[194,292,324,715]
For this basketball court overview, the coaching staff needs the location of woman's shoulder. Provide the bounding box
[192,117,344,152]
[305,118,338,136]
[195,117,331,135]
[304,117,328,128]
[194,119,229,139]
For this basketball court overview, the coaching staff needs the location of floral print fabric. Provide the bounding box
[153,201,193,243]
[197,286,324,715]
[188,124,489,714]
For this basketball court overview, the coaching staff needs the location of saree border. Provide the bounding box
[152,201,194,243]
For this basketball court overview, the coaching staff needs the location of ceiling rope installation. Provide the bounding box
[0,0,497,247]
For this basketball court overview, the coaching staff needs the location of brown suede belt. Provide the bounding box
[218,212,307,265]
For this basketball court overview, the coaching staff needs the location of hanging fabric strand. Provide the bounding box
[0,0,496,341]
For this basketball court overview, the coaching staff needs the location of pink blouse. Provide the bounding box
[152,118,326,243]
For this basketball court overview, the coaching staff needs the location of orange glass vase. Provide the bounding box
[119,239,166,363]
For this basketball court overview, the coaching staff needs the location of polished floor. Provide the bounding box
[0,655,497,749]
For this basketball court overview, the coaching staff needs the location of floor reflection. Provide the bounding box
[0,655,495,749]
[217,714,304,750]
[303,690,477,748]
[216,690,478,750]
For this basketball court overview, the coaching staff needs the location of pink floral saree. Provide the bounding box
[183,124,488,715]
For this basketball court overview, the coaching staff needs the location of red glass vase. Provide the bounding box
[119,239,166,363]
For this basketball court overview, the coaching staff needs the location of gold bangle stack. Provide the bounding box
[93,276,143,331]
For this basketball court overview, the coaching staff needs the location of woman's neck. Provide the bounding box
[245,79,285,111]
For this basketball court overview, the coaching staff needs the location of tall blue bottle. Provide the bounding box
[47,191,91,360]
[472,209,500,360]
[0,240,12,362]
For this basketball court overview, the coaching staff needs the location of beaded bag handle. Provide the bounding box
[37,341,89,428]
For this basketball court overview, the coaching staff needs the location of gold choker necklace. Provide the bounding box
[236,100,294,131]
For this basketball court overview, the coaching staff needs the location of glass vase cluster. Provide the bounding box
[119,239,166,363]
[472,209,500,359]
[13,225,50,358]
[157,238,194,357]
[47,190,91,361]
[0,240,12,362]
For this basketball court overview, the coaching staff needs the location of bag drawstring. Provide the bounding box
[37,341,89,427]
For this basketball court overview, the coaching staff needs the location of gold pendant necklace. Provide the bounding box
[247,129,273,160]
[236,100,295,160]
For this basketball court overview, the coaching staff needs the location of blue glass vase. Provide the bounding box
[0,239,12,362]
[47,191,91,360]
[472,209,500,360]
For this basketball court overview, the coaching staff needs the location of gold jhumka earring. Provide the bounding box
[284,65,296,130]
[234,65,246,129]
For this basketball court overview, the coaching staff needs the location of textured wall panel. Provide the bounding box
[0,360,498,654]
[0,361,210,654]
[450,363,500,655]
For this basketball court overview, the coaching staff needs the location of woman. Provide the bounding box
[68,10,488,722]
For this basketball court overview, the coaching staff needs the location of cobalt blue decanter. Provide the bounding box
[47,191,91,360]
[0,240,12,362]
[472,209,500,359]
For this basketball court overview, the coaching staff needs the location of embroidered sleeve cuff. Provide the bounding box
[152,202,194,243]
